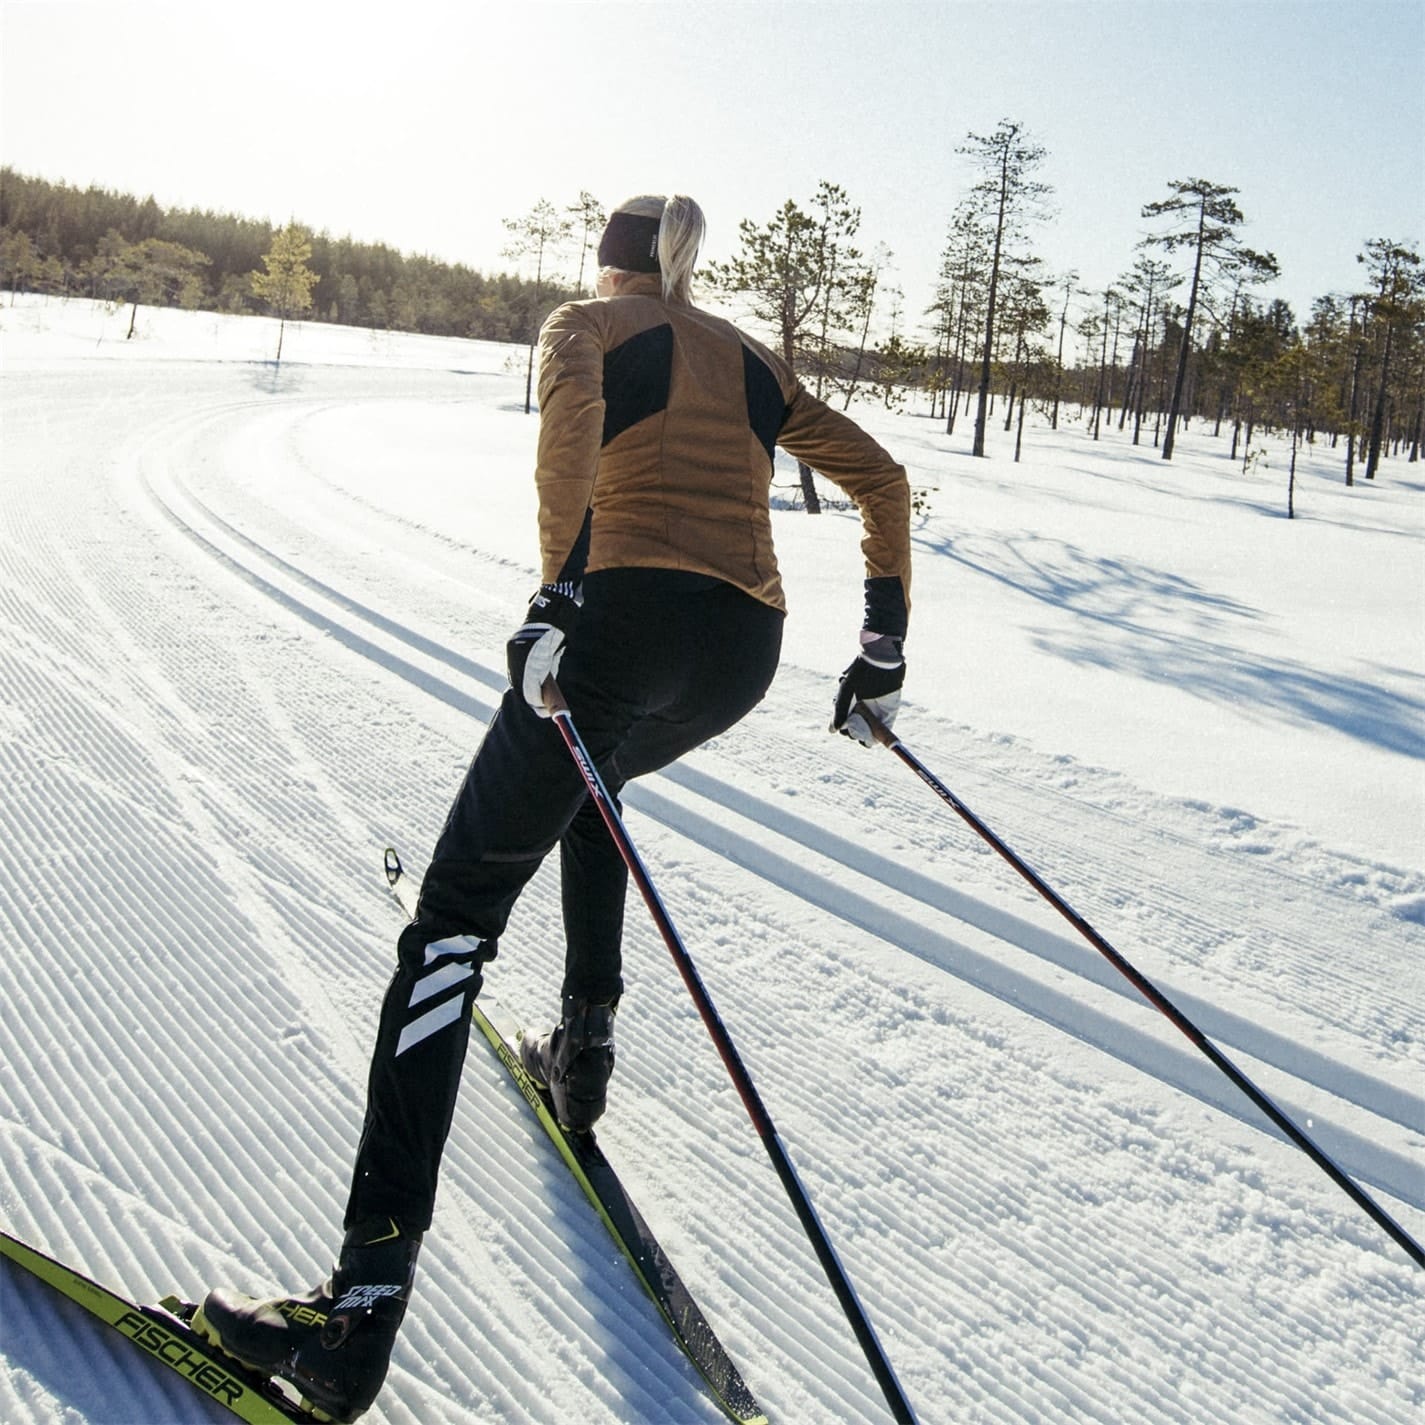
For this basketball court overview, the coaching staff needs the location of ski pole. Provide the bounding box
[543,677,920,1425]
[858,706,1425,1272]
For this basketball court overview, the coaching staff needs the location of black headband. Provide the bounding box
[597,211,661,273]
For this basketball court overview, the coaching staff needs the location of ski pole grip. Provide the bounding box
[855,703,899,749]
[542,675,570,718]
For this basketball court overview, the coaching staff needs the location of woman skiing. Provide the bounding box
[193,193,912,1422]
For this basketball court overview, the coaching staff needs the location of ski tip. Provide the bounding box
[383,847,403,886]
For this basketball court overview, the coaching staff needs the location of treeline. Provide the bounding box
[0,168,578,341]
[4,154,1423,483]
[700,127,1423,483]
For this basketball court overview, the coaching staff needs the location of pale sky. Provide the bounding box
[3,0,1422,337]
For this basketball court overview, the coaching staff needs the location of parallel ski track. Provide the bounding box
[3,373,1420,1425]
[129,394,1424,1214]
[2,390,745,1424]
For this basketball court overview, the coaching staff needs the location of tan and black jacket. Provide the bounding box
[534,273,911,626]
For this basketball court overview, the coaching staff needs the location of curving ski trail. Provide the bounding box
[128,414,1423,1208]
[1,343,1421,1425]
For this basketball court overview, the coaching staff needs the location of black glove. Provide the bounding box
[506,586,580,717]
[831,634,904,746]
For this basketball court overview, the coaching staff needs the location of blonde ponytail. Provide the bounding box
[656,194,705,304]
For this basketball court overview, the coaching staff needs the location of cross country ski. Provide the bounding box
[0,1229,312,1424]
[382,847,766,1425]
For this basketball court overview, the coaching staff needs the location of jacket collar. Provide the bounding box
[613,273,664,300]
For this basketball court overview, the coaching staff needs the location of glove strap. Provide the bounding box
[859,631,904,668]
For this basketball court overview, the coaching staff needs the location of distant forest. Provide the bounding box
[3,158,1422,489]
[0,167,577,342]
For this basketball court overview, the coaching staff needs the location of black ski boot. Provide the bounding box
[191,1217,420,1422]
[521,995,617,1131]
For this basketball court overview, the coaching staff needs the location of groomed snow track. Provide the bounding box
[2,358,1421,1425]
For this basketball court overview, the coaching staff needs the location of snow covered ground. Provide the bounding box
[1,294,1421,1424]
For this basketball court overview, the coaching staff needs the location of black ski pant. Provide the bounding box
[345,570,784,1232]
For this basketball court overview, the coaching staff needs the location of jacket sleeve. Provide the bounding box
[534,303,605,585]
[777,384,913,625]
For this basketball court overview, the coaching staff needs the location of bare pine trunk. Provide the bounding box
[1365,323,1395,481]
[1162,208,1207,461]
[777,312,822,513]
[797,462,822,513]
[1288,422,1298,518]
[973,156,1010,459]
[1051,293,1070,430]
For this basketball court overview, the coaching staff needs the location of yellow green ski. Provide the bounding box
[383,846,766,1425]
[0,1228,312,1422]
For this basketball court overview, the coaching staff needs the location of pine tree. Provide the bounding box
[957,119,1051,457]
[1140,179,1277,460]
[250,223,318,362]
[838,244,894,411]
[1357,238,1424,481]
[707,181,864,512]
[930,204,990,434]
[1116,256,1179,443]
[1047,269,1082,431]
[567,191,606,298]
[118,237,210,337]
[0,228,39,298]
[502,199,573,413]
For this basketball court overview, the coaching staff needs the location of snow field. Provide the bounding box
[0,297,1421,1423]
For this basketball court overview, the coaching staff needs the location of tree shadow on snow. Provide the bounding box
[1044,624,1425,758]
[923,528,1425,759]
[249,361,308,395]
[925,527,1262,632]
[1050,451,1425,540]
